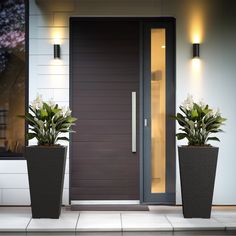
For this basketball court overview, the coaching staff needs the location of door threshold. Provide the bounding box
[71,200,140,205]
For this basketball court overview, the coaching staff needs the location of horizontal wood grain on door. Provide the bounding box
[72,82,138,90]
[73,90,133,97]
[71,187,138,196]
[73,96,133,105]
[72,104,132,112]
[71,179,139,188]
[70,19,140,200]
[70,193,138,201]
[77,111,132,120]
[73,134,131,142]
[73,120,138,134]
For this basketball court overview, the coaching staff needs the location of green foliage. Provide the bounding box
[174,95,226,146]
[20,96,77,146]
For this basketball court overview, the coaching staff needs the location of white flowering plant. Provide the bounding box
[174,95,226,146]
[20,95,77,146]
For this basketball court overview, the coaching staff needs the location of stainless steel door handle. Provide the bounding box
[132,92,136,153]
[144,118,148,127]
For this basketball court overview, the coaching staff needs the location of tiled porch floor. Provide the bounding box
[0,206,236,235]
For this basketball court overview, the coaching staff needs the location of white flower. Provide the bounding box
[213,108,221,117]
[31,94,43,110]
[61,106,66,116]
[61,106,72,117]
[207,108,221,118]
[65,107,72,116]
[47,98,56,109]
[199,98,206,109]
[182,94,194,110]
[207,110,214,117]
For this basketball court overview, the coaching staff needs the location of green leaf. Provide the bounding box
[179,106,188,115]
[52,108,61,115]
[40,109,48,117]
[26,133,37,140]
[174,113,188,127]
[191,109,198,118]
[66,117,77,123]
[176,133,188,140]
[57,137,69,141]
[43,102,52,115]
[207,137,220,142]
[203,108,211,115]
[29,106,36,115]
[217,117,227,123]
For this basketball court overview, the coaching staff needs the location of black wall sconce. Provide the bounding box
[54,44,60,59]
[193,43,200,58]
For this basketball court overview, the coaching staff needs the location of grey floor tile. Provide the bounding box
[149,205,182,215]
[213,216,236,230]
[123,232,173,236]
[76,213,121,232]
[173,231,236,235]
[27,233,75,236]
[76,233,122,236]
[0,207,31,215]
[121,213,173,231]
[0,208,31,232]
[167,214,225,231]
[0,233,26,236]
[27,212,79,232]
[1,206,236,234]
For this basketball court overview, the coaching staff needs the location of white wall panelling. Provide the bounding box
[2,189,31,205]
[29,26,69,39]
[29,39,69,55]
[0,161,27,174]
[29,14,54,27]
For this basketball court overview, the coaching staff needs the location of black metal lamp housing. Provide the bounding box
[54,44,60,59]
[193,43,200,58]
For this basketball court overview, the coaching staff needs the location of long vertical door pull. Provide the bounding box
[132,92,136,153]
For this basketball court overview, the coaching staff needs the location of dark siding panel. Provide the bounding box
[71,20,140,200]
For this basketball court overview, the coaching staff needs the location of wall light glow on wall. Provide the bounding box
[189,5,203,81]
[189,5,204,44]
[52,30,63,59]
[190,57,202,98]
[53,31,62,45]
[192,58,201,71]
[191,44,201,78]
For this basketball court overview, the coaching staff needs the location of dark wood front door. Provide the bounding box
[70,19,140,200]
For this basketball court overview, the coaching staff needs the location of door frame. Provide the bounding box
[141,19,176,204]
[69,17,176,204]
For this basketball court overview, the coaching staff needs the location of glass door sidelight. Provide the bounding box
[143,20,176,204]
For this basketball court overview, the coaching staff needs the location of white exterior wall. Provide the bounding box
[1,0,236,205]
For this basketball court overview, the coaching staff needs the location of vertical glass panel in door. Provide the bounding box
[143,19,175,204]
[151,29,166,193]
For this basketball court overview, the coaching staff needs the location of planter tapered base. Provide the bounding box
[25,146,67,219]
[178,146,218,218]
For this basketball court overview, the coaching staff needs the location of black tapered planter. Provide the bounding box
[25,146,67,219]
[178,146,218,218]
